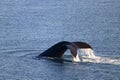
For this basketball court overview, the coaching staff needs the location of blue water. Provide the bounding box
[0,0,120,80]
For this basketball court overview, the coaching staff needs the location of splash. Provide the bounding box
[72,53,81,62]
[78,48,96,58]
[74,49,120,65]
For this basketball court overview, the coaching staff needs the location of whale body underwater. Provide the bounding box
[37,41,96,62]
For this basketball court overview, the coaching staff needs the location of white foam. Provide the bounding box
[78,48,96,58]
[72,53,81,62]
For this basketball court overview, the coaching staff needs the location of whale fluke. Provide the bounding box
[37,41,95,62]
[38,41,70,58]
[72,42,93,49]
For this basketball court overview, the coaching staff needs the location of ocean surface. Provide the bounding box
[0,0,120,80]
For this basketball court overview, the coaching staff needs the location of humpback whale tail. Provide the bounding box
[72,42,96,58]
[37,41,95,62]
